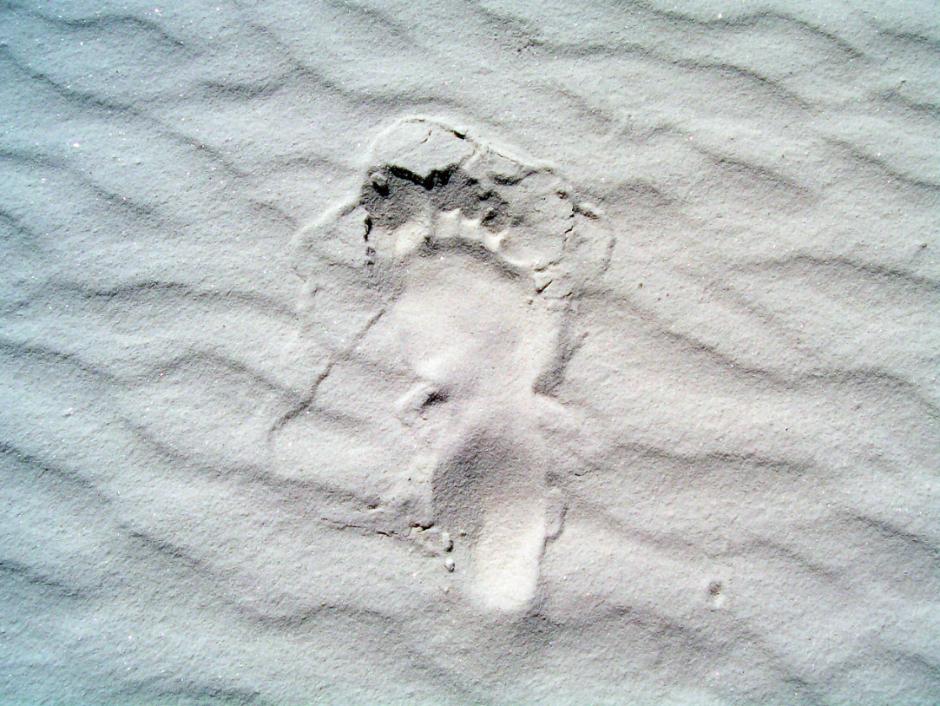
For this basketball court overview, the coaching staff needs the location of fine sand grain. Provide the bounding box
[1,1,938,705]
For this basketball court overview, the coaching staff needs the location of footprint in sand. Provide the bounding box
[286,117,609,613]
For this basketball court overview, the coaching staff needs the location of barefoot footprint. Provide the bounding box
[288,117,609,613]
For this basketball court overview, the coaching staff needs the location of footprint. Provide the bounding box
[432,418,548,612]
[287,116,610,613]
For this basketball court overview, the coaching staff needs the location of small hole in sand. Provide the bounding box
[424,389,449,407]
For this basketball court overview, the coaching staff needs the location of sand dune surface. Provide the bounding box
[1,1,939,704]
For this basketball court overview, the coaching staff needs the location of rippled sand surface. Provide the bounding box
[1,1,938,704]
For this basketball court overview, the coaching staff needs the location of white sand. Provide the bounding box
[1,1,938,704]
